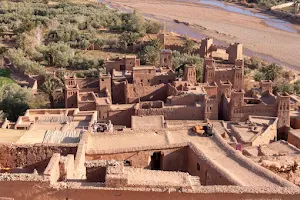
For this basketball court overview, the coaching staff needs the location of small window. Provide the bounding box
[148,79,150,83]
[197,163,200,171]
[101,79,104,81]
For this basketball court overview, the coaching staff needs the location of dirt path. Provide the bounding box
[104,0,300,70]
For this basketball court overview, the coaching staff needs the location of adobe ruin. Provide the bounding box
[0,116,299,199]
[1,38,300,199]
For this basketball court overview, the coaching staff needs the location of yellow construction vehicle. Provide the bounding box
[192,125,205,135]
[192,124,213,137]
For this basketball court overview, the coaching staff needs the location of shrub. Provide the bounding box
[145,21,163,34]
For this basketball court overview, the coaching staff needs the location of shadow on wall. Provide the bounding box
[86,146,235,186]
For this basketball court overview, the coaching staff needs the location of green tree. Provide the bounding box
[6,48,44,75]
[144,45,160,66]
[273,80,294,94]
[94,39,105,50]
[0,47,8,56]
[0,84,32,121]
[253,70,265,81]
[120,11,145,33]
[119,32,142,49]
[39,42,74,67]
[40,76,63,108]
[294,80,300,94]
[260,63,283,81]
[145,21,163,34]
[172,50,203,82]
[183,37,196,54]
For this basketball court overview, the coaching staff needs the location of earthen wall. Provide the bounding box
[85,147,188,172]
[126,84,168,103]
[288,130,300,149]
[187,147,235,186]
[112,81,126,104]
[86,166,107,182]
[78,102,96,111]
[230,105,276,122]
[0,181,299,200]
[291,117,300,129]
[168,94,200,105]
[136,106,204,120]
[251,122,277,146]
[0,144,77,173]
[108,108,135,127]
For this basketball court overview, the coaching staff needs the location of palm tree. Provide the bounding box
[40,76,62,108]
[263,63,282,81]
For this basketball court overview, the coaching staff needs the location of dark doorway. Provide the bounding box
[120,65,125,71]
[151,151,162,170]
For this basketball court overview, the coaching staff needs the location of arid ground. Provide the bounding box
[103,0,300,70]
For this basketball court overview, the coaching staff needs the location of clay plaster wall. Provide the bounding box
[86,166,106,182]
[155,74,176,85]
[205,98,219,120]
[74,133,88,179]
[43,153,60,184]
[136,106,204,120]
[290,117,300,129]
[78,101,96,111]
[288,130,300,149]
[112,81,126,104]
[108,108,135,127]
[212,129,296,187]
[214,70,235,87]
[251,122,277,146]
[0,181,300,200]
[0,144,77,174]
[187,147,235,186]
[85,147,188,172]
[64,155,75,180]
[126,84,168,103]
[203,85,218,97]
[166,84,179,96]
[230,105,275,122]
[168,94,202,105]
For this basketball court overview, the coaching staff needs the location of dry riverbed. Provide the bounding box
[103,0,300,70]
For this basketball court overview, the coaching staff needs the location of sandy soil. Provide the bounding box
[104,0,300,70]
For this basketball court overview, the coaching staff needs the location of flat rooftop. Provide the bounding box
[85,123,293,187]
[112,70,132,79]
[133,66,155,70]
[124,167,197,189]
[2,109,95,144]
[110,104,135,111]
[96,97,110,105]
[0,129,26,143]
